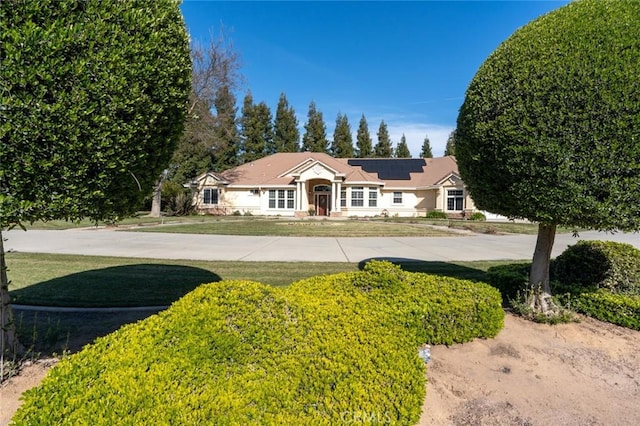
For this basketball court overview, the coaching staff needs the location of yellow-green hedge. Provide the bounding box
[12,261,504,425]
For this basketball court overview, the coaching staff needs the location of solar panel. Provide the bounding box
[347,159,426,180]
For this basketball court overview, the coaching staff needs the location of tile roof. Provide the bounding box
[210,152,460,188]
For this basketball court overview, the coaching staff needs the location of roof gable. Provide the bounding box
[281,158,344,178]
[215,153,461,188]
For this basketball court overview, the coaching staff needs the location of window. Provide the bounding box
[393,192,403,204]
[249,189,260,196]
[341,189,346,207]
[447,189,464,211]
[268,189,295,209]
[351,186,364,207]
[203,188,218,205]
[368,188,377,207]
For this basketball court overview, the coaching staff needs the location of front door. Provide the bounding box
[317,194,329,216]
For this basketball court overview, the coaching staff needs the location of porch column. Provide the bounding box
[296,181,302,211]
[436,187,444,211]
[300,181,308,211]
[333,181,342,213]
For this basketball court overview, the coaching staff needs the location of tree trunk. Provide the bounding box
[149,169,169,218]
[1,230,21,368]
[528,222,559,314]
[149,183,162,218]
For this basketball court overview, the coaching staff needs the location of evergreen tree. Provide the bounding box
[171,99,216,183]
[331,113,354,158]
[0,0,191,353]
[395,134,411,158]
[374,120,393,158]
[420,135,434,158]
[456,0,640,312]
[356,114,373,158]
[241,93,274,162]
[212,85,240,171]
[301,101,328,153]
[274,92,300,152]
[258,102,276,156]
[239,92,255,163]
[444,130,456,156]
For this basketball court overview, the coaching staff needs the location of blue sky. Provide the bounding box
[180,1,570,157]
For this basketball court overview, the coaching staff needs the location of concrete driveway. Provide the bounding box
[4,228,639,263]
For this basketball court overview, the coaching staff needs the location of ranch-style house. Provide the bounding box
[189,152,476,218]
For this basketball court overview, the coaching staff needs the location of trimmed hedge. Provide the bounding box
[12,261,504,425]
[485,262,531,302]
[552,240,640,294]
[563,291,640,331]
[485,244,640,330]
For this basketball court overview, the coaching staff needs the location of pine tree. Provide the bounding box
[257,102,275,155]
[302,101,328,153]
[374,120,393,158]
[420,134,433,158]
[212,85,240,171]
[331,113,354,158]
[444,129,457,156]
[395,134,411,158]
[356,114,373,158]
[274,92,300,152]
[240,93,274,162]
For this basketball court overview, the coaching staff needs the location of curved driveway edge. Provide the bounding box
[4,228,639,263]
[9,305,168,313]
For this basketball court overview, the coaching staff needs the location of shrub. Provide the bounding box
[485,263,531,302]
[552,240,640,294]
[13,262,505,424]
[467,212,486,221]
[162,181,195,216]
[569,291,640,331]
[425,210,447,219]
[291,261,504,346]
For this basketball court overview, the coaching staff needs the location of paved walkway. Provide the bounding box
[4,228,640,263]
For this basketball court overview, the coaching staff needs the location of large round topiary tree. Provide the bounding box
[1,0,191,356]
[456,0,640,313]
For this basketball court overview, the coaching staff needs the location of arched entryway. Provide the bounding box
[313,184,331,216]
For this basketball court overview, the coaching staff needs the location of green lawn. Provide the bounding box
[129,217,459,237]
[23,214,582,236]
[6,252,519,307]
[6,252,524,357]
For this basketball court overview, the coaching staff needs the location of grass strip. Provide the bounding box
[6,253,517,307]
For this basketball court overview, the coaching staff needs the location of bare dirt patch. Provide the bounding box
[2,313,639,425]
[420,313,640,425]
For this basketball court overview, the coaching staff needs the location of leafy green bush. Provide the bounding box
[13,262,505,424]
[292,261,504,346]
[162,181,195,216]
[467,212,486,221]
[485,263,531,302]
[552,241,640,294]
[425,210,448,219]
[569,291,640,331]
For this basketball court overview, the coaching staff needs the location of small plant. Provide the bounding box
[307,208,316,216]
[468,212,487,221]
[425,210,447,219]
[509,286,576,325]
[232,210,242,216]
